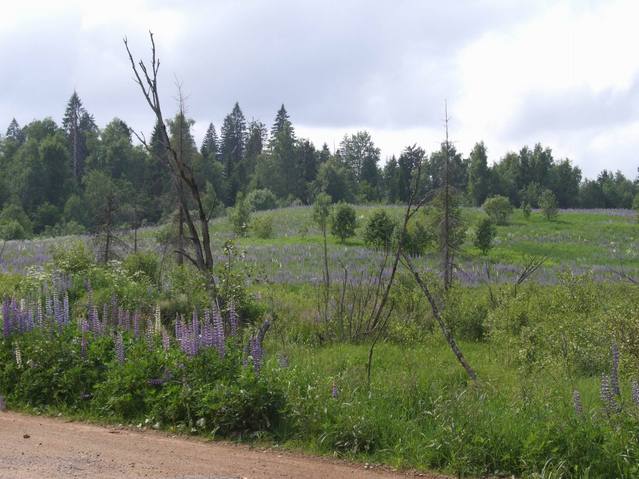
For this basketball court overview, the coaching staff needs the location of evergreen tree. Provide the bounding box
[62,91,95,179]
[200,123,219,161]
[468,142,490,206]
[269,105,300,199]
[220,102,247,203]
[244,120,267,184]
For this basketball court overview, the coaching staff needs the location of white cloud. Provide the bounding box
[0,0,637,179]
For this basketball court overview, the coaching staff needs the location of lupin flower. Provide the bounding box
[249,335,263,373]
[212,306,225,358]
[80,319,89,359]
[133,312,140,338]
[632,380,639,407]
[572,390,582,416]
[161,329,170,352]
[611,342,620,397]
[154,305,161,334]
[332,381,339,399]
[115,332,125,364]
[2,298,11,338]
[63,293,70,325]
[228,300,239,337]
[14,342,22,368]
[600,374,619,414]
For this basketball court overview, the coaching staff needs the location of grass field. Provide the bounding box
[2,206,639,477]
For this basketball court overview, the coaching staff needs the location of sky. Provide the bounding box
[1,0,638,179]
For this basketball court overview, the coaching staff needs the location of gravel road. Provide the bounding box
[0,412,445,478]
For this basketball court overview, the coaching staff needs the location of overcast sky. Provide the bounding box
[1,0,638,179]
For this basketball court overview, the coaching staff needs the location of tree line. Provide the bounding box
[0,91,637,240]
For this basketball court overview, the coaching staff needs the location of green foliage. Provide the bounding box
[482,195,513,225]
[521,201,532,219]
[246,188,278,211]
[331,203,357,243]
[0,204,33,239]
[229,193,251,237]
[473,217,496,255]
[123,252,160,284]
[52,241,95,274]
[252,215,274,239]
[540,189,559,220]
[312,193,332,233]
[363,209,396,249]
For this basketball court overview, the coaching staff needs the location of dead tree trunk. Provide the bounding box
[124,32,215,284]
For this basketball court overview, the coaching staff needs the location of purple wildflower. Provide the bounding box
[63,293,70,325]
[80,319,89,359]
[601,374,618,414]
[212,306,225,358]
[249,335,263,373]
[133,312,140,338]
[2,298,11,338]
[572,390,582,416]
[115,332,125,364]
[228,300,239,337]
[611,342,620,397]
[161,329,170,352]
[632,380,639,407]
[332,381,339,399]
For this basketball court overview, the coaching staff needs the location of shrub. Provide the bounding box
[331,203,357,243]
[482,195,513,225]
[252,215,274,239]
[229,193,251,237]
[521,201,532,219]
[473,217,496,255]
[123,252,160,284]
[246,188,278,212]
[52,241,95,274]
[540,189,558,221]
[363,209,396,250]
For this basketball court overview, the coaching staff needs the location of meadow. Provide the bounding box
[1,206,639,478]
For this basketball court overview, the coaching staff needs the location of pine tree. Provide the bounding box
[383,155,400,203]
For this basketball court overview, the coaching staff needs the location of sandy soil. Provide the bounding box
[0,411,446,479]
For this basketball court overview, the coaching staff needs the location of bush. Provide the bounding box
[331,203,357,243]
[0,219,28,241]
[363,209,396,249]
[123,252,160,284]
[521,201,532,219]
[52,241,95,274]
[540,189,558,221]
[482,195,513,225]
[473,217,496,255]
[252,215,274,239]
[229,193,251,237]
[246,188,278,212]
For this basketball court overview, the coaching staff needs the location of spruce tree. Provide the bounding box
[220,102,247,203]
[62,92,96,180]
[200,123,219,161]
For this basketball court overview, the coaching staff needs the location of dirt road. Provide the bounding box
[0,412,445,478]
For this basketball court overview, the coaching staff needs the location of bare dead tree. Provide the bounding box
[123,32,215,282]
[391,105,478,382]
